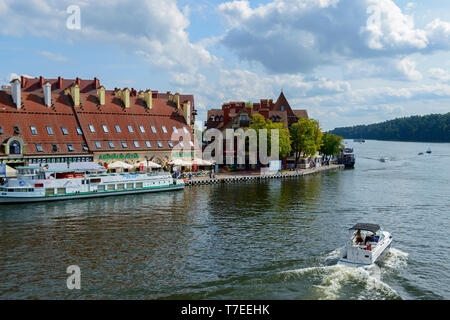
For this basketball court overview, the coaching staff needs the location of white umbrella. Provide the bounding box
[193,158,213,166]
[108,161,134,170]
[169,159,193,166]
[133,160,161,169]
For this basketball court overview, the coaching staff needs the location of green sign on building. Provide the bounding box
[99,153,139,160]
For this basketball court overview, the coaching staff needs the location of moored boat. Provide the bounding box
[338,223,392,267]
[337,148,355,168]
[0,164,184,204]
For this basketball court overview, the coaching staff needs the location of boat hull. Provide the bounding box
[0,184,184,204]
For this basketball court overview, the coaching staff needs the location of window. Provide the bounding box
[183,127,189,134]
[76,127,83,135]
[95,141,102,149]
[157,141,163,148]
[67,144,74,152]
[168,141,173,148]
[10,140,21,154]
[280,105,285,111]
[108,141,115,148]
[0,126,3,134]
[52,144,59,152]
[139,126,145,133]
[115,125,121,133]
[161,126,168,134]
[102,125,109,133]
[128,125,134,133]
[82,144,89,151]
[134,141,140,148]
[89,125,95,133]
[61,127,69,135]
[145,141,151,148]
[46,126,54,135]
[30,126,38,135]
[172,127,178,133]
[121,141,128,148]
[36,144,43,152]
[13,126,21,134]
[151,126,157,133]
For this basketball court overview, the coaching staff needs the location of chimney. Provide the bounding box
[66,84,80,107]
[39,76,44,88]
[58,77,63,89]
[21,76,27,88]
[97,86,105,106]
[75,77,81,86]
[94,77,100,90]
[144,90,152,109]
[121,88,130,108]
[183,101,191,127]
[43,82,52,107]
[10,79,21,109]
[175,93,180,110]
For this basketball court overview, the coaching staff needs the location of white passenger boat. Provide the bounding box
[338,223,393,267]
[0,164,184,204]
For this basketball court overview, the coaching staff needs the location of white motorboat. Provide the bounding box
[0,164,185,204]
[379,157,389,162]
[338,223,393,267]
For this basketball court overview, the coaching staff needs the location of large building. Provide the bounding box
[205,92,308,131]
[0,76,197,168]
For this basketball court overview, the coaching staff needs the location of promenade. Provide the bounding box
[184,164,344,186]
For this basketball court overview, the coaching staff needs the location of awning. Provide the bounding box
[193,158,214,166]
[6,165,17,177]
[349,223,380,233]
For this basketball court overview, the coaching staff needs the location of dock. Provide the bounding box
[184,164,344,186]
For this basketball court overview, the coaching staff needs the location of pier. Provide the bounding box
[184,164,344,186]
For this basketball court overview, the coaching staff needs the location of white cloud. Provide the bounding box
[429,68,450,82]
[0,0,216,73]
[218,0,450,74]
[37,51,69,62]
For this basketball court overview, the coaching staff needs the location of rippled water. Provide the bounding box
[0,140,449,300]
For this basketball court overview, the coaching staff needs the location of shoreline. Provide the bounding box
[184,164,345,186]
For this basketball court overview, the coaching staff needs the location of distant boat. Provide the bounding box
[418,152,424,155]
[354,138,365,143]
[379,157,389,162]
[426,148,432,154]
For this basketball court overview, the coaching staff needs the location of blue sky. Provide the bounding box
[1,0,449,131]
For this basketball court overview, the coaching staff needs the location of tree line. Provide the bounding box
[249,114,343,167]
[329,113,450,142]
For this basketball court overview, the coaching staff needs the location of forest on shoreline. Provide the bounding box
[330,113,450,142]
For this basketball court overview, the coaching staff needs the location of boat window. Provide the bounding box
[117,184,125,190]
[107,184,115,191]
[126,183,134,189]
[98,185,106,192]
[57,188,66,195]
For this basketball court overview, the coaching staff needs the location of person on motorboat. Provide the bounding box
[354,229,364,244]
[365,233,377,245]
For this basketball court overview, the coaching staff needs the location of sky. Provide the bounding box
[1,0,449,131]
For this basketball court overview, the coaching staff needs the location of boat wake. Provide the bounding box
[278,248,408,300]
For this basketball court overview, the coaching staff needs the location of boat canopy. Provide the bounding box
[349,223,380,233]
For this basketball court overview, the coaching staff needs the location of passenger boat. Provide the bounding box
[337,148,355,168]
[0,164,184,204]
[338,223,393,267]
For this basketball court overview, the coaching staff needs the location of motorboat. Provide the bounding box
[418,152,424,155]
[337,148,356,168]
[426,148,432,154]
[379,157,389,162]
[338,223,393,267]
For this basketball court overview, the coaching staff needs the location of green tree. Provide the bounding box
[290,118,323,167]
[320,132,344,161]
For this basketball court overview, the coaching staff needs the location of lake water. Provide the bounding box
[0,140,449,300]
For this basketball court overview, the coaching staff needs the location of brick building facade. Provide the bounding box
[0,76,196,167]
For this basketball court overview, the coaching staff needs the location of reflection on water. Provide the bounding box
[0,140,449,299]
